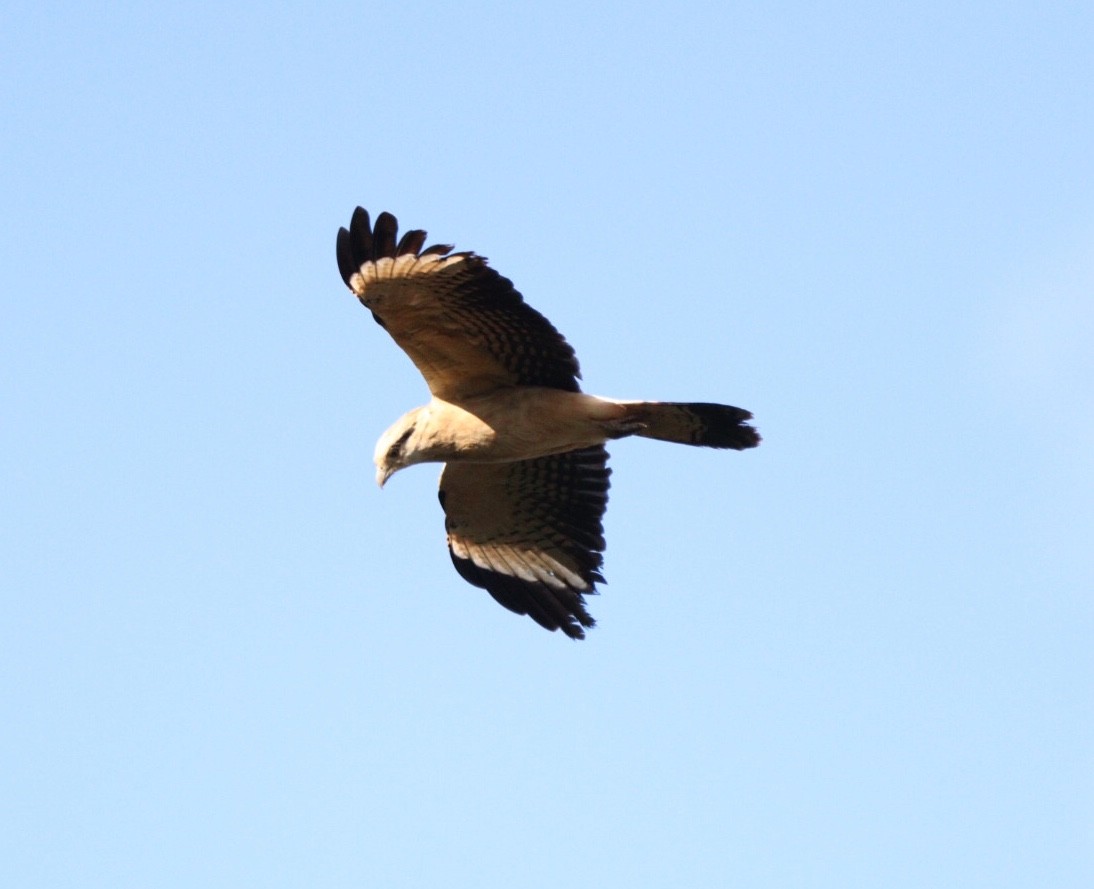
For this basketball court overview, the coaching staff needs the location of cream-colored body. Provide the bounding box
[374,389,629,484]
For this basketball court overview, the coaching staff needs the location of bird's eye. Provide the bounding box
[389,426,414,458]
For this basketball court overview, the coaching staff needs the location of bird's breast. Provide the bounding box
[422,390,613,463]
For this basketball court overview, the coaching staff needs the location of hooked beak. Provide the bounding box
[376,465,393,488]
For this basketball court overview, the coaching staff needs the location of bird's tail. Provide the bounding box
[612,401,761,450]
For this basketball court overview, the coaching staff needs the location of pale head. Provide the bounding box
[373,408,426,487]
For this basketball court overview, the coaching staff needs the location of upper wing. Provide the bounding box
[438,446,611,640]
[336,207,582,401]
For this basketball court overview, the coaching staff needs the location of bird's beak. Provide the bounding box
[376,465,393,488]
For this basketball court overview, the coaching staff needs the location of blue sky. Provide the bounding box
[3,2,1092,886]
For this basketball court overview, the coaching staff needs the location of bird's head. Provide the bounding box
[373,408,425,487]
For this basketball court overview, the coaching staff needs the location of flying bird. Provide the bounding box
[336,207,760,639]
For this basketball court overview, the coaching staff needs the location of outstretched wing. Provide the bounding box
[438,446,611,640]
[336,207,581,401]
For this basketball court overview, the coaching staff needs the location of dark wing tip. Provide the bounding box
[336,207,446,284]
[373,211,398,258]
[348,207,373,259]
[420,243,455,257]
[334,207,374,287]
[335,227,357,287]
[396,228,427,256]
[449,552,596,640]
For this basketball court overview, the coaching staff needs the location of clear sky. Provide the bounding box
[3,2,1092,886]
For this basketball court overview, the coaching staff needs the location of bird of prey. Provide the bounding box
[336,207,760,639]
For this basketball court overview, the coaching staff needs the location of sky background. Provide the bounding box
[2,2,1092,886]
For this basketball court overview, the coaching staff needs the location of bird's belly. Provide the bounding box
[430,390,615,462]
